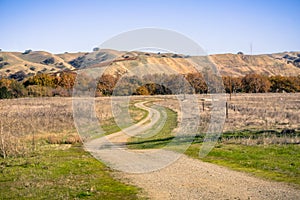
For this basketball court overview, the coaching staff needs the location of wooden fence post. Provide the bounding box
[226,102,228,118]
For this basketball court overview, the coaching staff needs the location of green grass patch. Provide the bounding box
[127,107,177,149]
[129,102,149,122]
[99,101,149,136]
[0,145,140,199]
[186,143,300,187]
[101,117,122,135]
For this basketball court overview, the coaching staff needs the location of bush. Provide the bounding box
[9,81,27,97]
[26,85,53,97]
[93,47,100,51]
[0,62,9,69]
[22,49,32,54]
[9,71,27,81]
[69,56,85,68]
[41,57,55,65]
[0,86,12,99]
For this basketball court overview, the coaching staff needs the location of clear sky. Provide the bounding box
[0,0,299,55]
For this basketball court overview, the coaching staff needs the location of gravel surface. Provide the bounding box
[116,154,300,200]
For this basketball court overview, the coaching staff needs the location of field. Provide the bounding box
[1,93,300,198]
[129,93,300,186]
[0,97,147,199]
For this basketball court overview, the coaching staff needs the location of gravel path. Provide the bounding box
[116,154,300,200]
[85,101,174,173]
[86,101,300,199]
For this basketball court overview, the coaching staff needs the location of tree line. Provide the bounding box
[1,72,300,99]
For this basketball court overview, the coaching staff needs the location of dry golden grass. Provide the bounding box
[2,50,300,79]
[223,135,300,146]
[0,51,75,77]
[224,93,300,131]
[157,93,300,133]
[1,93,299,157]
[210,53,300,76]
[0,97,117,157]
[0,96,150,157]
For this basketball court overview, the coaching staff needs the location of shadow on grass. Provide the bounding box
[127,129,300,149]
[127,135,203,149]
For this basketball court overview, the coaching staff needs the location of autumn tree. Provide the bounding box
[9,81,27,97]
[291,76,300,92]
[24,74,55,87]
[163,74,192,94]
[0,78,26,98]
[242,73,271,93]
[27,85,53,97]
[223,76,243,93]
[186,73,208,94]
[0,78,13,88]
[112,76,142,96]
[134,83,172,95]
[135,85,150,95]
[56,72,76,89]
[269,75,298,92]
[97,74,118,96]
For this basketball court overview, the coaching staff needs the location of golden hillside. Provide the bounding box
[210,52,300,76]
[0,51,75,80]
[1,50,299,80]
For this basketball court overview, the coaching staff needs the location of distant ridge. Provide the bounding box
[1,49,300,80]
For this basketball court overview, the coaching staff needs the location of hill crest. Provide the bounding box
[1,50,300,80]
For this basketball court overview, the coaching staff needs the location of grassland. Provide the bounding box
[128,122,300,187]
[0,144,140,199]
[127,94,300,187]
[0,97,149,199]
[1,94,300,199]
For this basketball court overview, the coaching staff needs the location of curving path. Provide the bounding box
[85,101,300,200]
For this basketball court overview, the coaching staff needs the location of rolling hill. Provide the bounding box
[1,49,300,80]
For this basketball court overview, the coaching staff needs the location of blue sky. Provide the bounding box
[0,0,299,54]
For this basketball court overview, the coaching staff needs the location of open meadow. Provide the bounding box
[1,93,300,199]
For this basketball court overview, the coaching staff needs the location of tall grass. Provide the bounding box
[0,97,148,158]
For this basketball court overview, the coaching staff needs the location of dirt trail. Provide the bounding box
[117,155,300,200]
[85,101,300,200]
